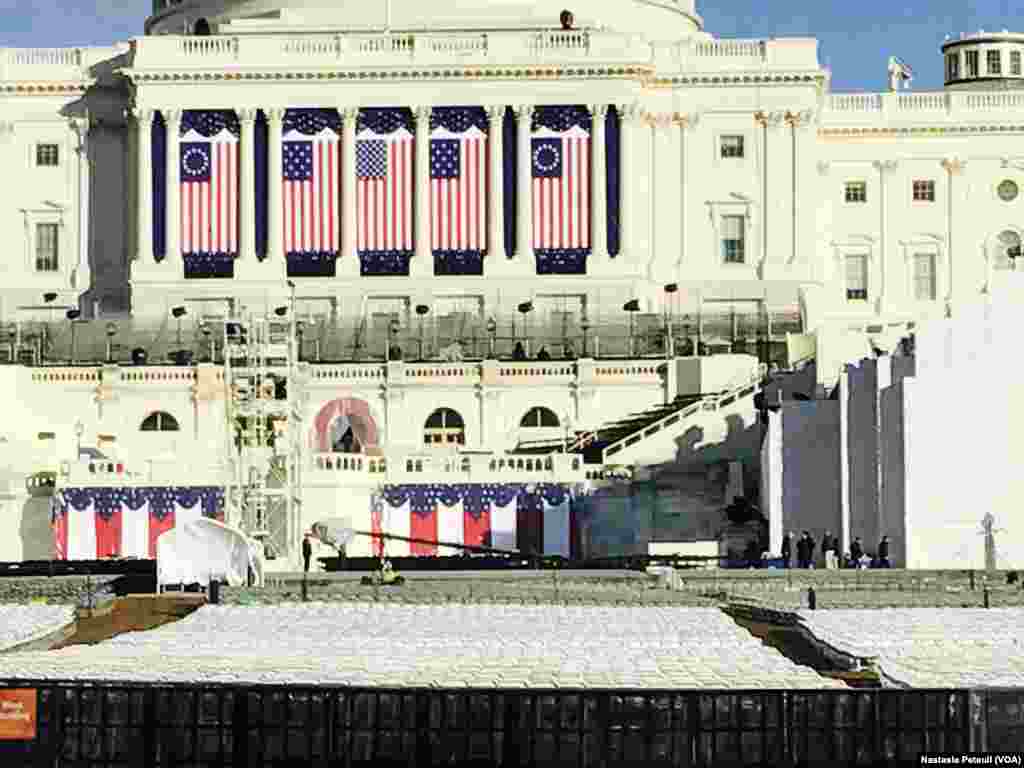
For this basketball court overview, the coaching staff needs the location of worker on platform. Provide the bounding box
[302,533,313,573]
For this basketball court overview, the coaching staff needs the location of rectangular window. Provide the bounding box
[35,223,59,272]
[720,215,745,264]
[913,253,936,301]
[35,144,59,167]
[966,50,979,77]
[844,181,867,203]
[1012,51,1021,76]
[720,135,744,159]
[845,254,868,301]
[912,180,935,202]
[987,50,1002,75]
[946,53,960,80]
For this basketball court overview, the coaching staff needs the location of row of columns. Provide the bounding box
[132,104,640,271]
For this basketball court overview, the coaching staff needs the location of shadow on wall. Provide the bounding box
[19,496,54,561]
[673,414,765,475]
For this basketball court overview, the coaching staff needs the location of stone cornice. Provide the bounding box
[820,124,1024,136]
[0,83,89,95]
[648,73,826,88]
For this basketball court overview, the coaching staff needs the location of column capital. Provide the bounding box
[942,157,966,175]
[163,108,182,125]
[753,110,785,127]
[131,107,156,125]
[265,107,286,123]
[817,160,831,176]
[783,109,815,128]
[0,120,14,140]
[486,105,505,122]
[672,111,700,129]
[514,104,534,120]
[592,104,609,120]
[236,107,257,124]
[873,159,899,173]
[616,102,640,122]
[414,106,432,122]
[643,111,674,130]
[340,106,359,122]
[67,116,89,139]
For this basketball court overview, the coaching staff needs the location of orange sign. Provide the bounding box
[0,690,36,740]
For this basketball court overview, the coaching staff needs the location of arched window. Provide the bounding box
[520,407,560,428]
[997,230,1022,270]
[193,18,211,36]
[140,411,179,432]
[423,408,465,446]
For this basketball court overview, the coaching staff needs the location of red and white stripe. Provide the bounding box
[283,134,340,255]
[532,128,591,251]
[181,134,238,255]
[357,129,414,253]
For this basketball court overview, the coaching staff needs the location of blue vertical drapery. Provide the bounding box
[357,107,414,276]
[151,112,166,261]
[255,109,268,259]
[605,105,620,258]
[282,108,342,278]
[502,106,516,259]
[430,106,488,276]
[181,110,239,280]
[530,105,591,275]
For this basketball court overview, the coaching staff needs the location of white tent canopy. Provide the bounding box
[157,517,262,591]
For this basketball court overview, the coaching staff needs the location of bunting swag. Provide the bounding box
[430,107,488,276]
[152,112,167,261]
[531,105,592,275]
[50,487,225,561]
[606,105,621,258]
[370,483,579,559]
[180,110,240,279]
[255,110,269,259]
[502,106,516,259]
[283,109,342,278]
[356,108,414,276]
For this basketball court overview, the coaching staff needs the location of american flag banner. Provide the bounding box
[180,111,239,258]
[370,484,579,558]
[430,107,488,264]
[52,487,224,560]
[356,108,414,271]
[282,109,341,261]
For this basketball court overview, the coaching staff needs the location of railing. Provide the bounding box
[692,39,764,59]
[824,89,1024,123]
[602,363,766,461]
[529,30,590,54]
[308,450,584,483]
[180,37,238,58]
[3,682,1008,766]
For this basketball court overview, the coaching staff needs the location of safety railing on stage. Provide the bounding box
[1,682,1016,766]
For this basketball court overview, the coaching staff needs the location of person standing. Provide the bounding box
[849,537,863,568]
[878,536,891,568]
[302,533,313,574]
[822,531,837,570]
[805,531,817,569]
[782,532,794,569]
[795,532,807,569]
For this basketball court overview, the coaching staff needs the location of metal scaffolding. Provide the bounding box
[222,306,304,564]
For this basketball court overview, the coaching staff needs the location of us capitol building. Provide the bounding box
[1,0,1021,569]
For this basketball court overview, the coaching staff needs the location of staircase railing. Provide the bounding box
[602,363,767,461]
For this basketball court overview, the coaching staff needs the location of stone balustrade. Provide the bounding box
[0,46,126,82]
[823,90,1024,127]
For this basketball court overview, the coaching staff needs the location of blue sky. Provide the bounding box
[1,1,1021,92]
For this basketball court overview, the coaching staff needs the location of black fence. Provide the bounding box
[1,683,1021,767]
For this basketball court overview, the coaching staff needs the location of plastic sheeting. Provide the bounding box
[157,518,260,591]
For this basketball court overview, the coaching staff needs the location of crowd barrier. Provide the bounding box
[0,683,1021,766]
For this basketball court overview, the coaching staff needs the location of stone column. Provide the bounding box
[164,109,182,266]
[340,107,359,277]
[941,157,965,310]
[675,112,699,271]
[486,106,505,260]
[515,104,533,261]
[70,117,90,290]
[591,104,608,261]
[412,105,432,277]
[237,108,256,260]
[873,159,899,314]
[617,103,638,262]
[133,108,154,263]
[266,108,285,263]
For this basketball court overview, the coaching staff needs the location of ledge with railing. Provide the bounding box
[0,46,126,81]
[823,90,1024,125]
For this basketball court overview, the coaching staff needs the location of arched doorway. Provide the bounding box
[311,398,380,454]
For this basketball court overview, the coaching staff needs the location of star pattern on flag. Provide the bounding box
[430,106,488,133]
[532,140,561,177]
[283,142,313,181]
[181,144,211,180]
[358,108,413,135]
[531,105,592,133]
[356,140,387,179]
[181,110,240,138]
[430,139,460,179]
[283,108,341,136]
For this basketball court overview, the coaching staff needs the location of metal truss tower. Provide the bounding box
[222,302,304,564]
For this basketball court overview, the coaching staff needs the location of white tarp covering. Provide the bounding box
[311,517,356,550]
[157,517,260,591]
